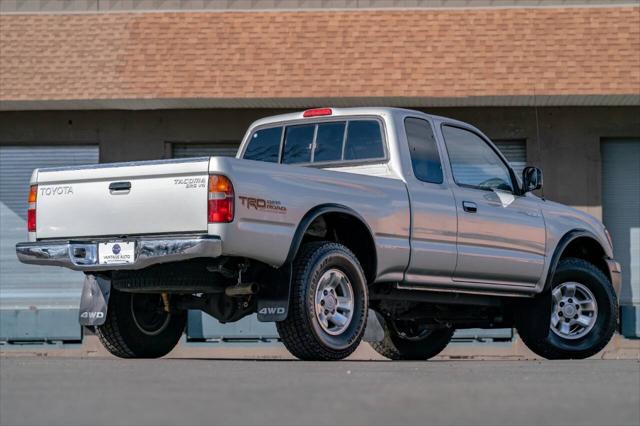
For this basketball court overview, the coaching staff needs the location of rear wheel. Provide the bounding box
[371,318,454,360]
[97,288,186,358]
[276,241,368,361]
[515,257,617,360]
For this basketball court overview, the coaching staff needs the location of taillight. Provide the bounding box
[27,185,37,232]
[303,108,332,117]
[208,175,234,223]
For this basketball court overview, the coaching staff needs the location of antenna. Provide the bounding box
[533,88,545,200]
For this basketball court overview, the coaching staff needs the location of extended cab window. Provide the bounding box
[344,120,384,161]
[405,117,443,184]
[442,125,514,192]
[244,127,282,163]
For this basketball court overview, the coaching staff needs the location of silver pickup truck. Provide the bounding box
[16,107,620,361]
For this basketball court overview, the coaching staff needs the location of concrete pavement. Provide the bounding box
[1,357,638,426]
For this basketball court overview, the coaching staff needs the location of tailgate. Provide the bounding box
[34,158,210,239]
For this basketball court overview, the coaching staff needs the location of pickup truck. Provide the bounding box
[16,107,620,361]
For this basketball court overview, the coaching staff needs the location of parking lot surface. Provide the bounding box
[0,357,638,426]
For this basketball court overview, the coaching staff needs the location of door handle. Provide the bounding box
[462,201,477,213]
[109,181,131,193]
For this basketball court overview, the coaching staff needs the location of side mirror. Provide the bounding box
[522,166,543,193]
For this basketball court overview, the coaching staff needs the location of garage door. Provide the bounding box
[494,139,527,177]
[172,143,239,158]
[602,138,640,338]
[172,142,279,340]
[0,145,99,342]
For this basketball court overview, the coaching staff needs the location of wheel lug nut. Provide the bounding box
[320,300,325,306]
[323,290,328,296]
[558,312,563,316]
[559,302,565,307]
[575,305,579,309]
[565,318,571,323]
[568,298,573,303]
[574,314,579,319]
[324,310,329,315]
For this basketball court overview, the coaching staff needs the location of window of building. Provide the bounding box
[404,117,443,184]
[442,125,514,192]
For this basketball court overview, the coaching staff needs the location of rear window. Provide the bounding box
[244,127,282,163]
[244,118,384,165]
[314,122,345,162]
[344,120,384,161]
[283,124,315,164]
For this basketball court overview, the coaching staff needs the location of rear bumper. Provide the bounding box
[605,258,622,296]
[16,235,222,272]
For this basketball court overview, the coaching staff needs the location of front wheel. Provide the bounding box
[515,257,617,360]
[276,241,368,361]
[96,288,186,358]
[371,317,454,360]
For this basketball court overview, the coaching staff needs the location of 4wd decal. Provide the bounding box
[239,196,287,214]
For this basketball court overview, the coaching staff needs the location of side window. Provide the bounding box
[405,117,443,184]
[344,120,384,161]
[283,124,315,164]
[244,127,282,163]
[442,125,514,192]
[314,122,345,163]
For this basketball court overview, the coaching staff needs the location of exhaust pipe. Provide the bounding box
[225,282,259,297]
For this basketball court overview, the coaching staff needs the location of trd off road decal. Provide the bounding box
[239,196,287,214]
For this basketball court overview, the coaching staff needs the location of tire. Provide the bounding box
[276,241,368,361]
[371,317,454,360]
[515,257,618,360]
[96,288,186,359]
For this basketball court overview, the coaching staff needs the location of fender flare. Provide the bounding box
[543,229,605,292]
[284,203,376,266]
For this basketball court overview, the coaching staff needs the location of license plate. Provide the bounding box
[98,242,135,265]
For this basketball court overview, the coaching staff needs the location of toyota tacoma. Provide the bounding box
[16,107,621,360]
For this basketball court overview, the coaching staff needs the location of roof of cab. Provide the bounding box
[248,107,476,131]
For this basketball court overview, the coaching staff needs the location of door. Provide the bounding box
[0,145,99,342]
[441,125,546,287]
[602,138,640,337]
[403,117,458,285]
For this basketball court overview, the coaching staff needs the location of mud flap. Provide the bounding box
[79,274,111,326]
[363,309,385,342]
[257,264,291,322]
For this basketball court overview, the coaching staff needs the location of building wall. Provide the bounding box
[1,106,638,219]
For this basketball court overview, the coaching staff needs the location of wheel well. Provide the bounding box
[300,212,377,284]
[559,236,609,281]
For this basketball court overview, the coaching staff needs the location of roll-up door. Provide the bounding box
[494,139,527,177]
[0,145,99,342]
[602,138,640,338]
[172,143,239,158]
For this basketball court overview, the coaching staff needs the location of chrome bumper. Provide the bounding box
[16,235,222,272]
[605,258,622,296]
